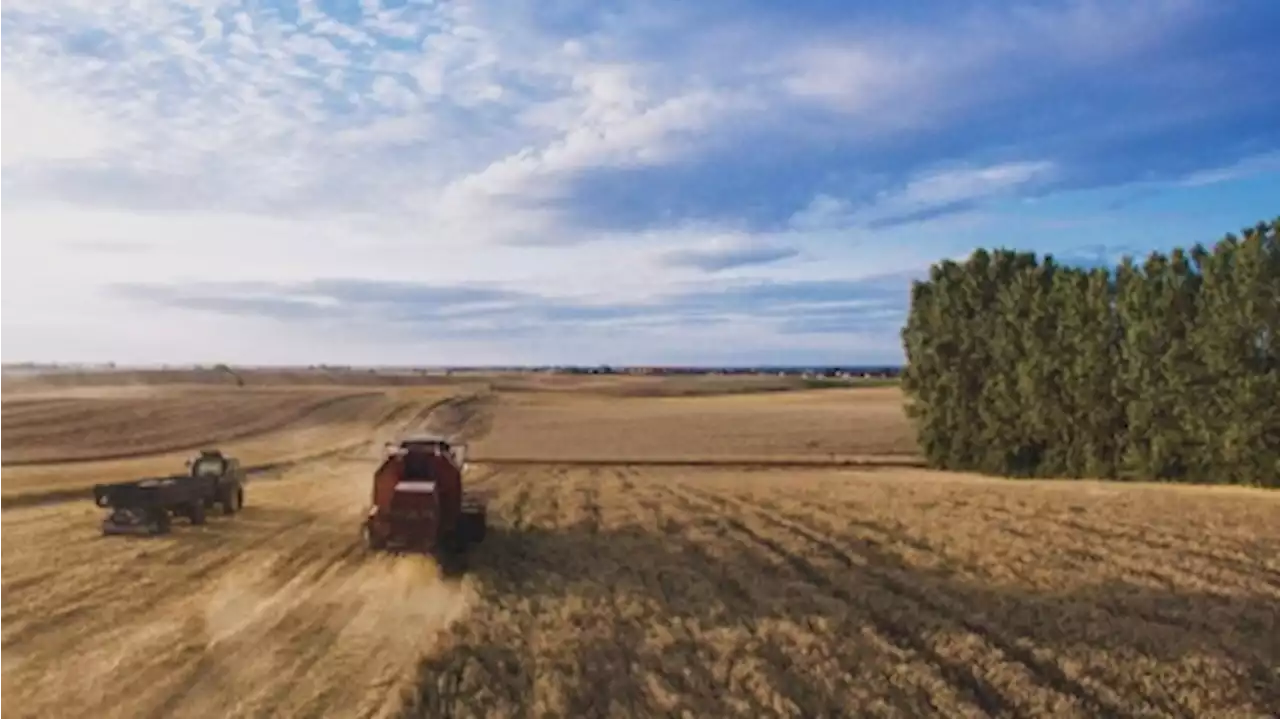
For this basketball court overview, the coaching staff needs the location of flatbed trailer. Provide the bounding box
[93,476,218,535]
[91,449,247,535]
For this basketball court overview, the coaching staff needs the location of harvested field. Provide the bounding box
[483,372,883,397]
[3,377,1277,718]
[0,390,456,501]
[0,459,464,719]
[0,367,478,390]
[472,387,918,462]
[1,389,389,465]
[3,460,1277,718]
[410,467,1280,718]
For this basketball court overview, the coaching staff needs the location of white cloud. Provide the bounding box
[880,161,1056,212]
[1177,152,1280,187]
[1,74,124,166]
[0,0,1245,364]
[790,161,1054,231]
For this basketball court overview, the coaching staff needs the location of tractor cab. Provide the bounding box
[189,449,228,477]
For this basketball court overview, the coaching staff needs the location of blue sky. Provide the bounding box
[3,0,1278,366]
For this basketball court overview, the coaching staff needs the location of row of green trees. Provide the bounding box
[900,217,1278,486]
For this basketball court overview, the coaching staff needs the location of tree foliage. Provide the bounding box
[901,217,1279,487]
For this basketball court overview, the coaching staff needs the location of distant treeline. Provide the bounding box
[901,217,1278,487]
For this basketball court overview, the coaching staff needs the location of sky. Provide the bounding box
[3,0,1279,367]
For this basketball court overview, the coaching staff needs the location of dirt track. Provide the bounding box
[4,457,1278,718]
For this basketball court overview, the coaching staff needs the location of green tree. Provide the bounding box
[899,215,1279,487]
[901,261,966,467]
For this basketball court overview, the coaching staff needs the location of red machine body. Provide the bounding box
[362,435,485,553]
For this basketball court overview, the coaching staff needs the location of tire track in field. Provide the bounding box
[6,397,477,717]
[411,467,555,718]
[782,496,1279,717]
[2,464,361,647]
[625,475,811,715]
[763,493,1220,719]
[925,494,1278,583]
[1016,511,1280,592]
[3,392,390,467]
[3,459,478,719]
[556,468,753,719]
[610,468,762,717]
[1,513,305,648]
[629,466,970,717]
[130,541,373,719]
[662,481,1130,719]
[408,466,860,718]
[1,499,333,659]
[1,393,448,510]
[780,495,1239,636]
[630,478,861,718]
[3,520,329,714]
[707,484,1146,718]
[640,476,997,718]
[70,540,369,719]
[0,397,103,424]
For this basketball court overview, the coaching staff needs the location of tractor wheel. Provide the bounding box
[221,486,243,516]
[189,501,207,525]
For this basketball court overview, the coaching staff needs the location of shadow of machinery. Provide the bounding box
[399,513,1280,718]
[93,503,356,548]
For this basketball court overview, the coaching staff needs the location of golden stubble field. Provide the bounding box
[469,386,919,462]
[2,369,1278,718]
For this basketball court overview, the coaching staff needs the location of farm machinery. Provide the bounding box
[92,449,247,535]
[362,434,487,555]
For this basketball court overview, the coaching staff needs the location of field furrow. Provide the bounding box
[2,391,390,465]
[0,392,426,501]
[700,473,1279,718]
[685,483,1135,718]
